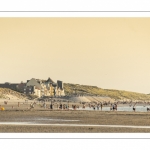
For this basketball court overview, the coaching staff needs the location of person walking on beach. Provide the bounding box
[30,102,34,109]
[133,106,136,112]
[60,103,62,109]
[133,102,137,112]
[113,104,115,111]
[50,104,53,109]
[67,101,69,110]
[97,104,99,110]
[115,104,117,111]
[83,104,85,109]
[110,104,113,111]
[65,104,67,110]
[44,102,46,109]
[89,103,91,108]
[100,103,103,111]
[93,105,95,110]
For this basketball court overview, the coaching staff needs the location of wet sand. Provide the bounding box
[1,110,150,132]
[1,99,150,133]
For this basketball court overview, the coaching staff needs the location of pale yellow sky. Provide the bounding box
[0,18,150,94]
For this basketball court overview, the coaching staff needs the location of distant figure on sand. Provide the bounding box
[50,104,53,109]
[93,106,95,110]
[73,105,76,110]
[68,104,69,110]
[97,105,99,110]
[115,104,117,111]
[83,104,85,109]
[44,102,46,109]
[59,104,62,109]
[113,104,115,111]
[89,103,91,108]
[133,102,137,112]
[110,104,113,111]
[30,103,34,109]
[100,103,103,111]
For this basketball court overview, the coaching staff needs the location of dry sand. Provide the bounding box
[68,96,113,103]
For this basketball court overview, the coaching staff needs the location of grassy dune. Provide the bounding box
[64,83,150,100]
[0,88,29,99]
[1,84,150,101]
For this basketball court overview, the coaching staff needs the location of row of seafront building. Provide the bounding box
[0,77,65,98]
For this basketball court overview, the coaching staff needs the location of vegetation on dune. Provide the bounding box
[28,94,38,99]
[0,88,29,99]
[0,94,4,98]
[64,83,150,100]
[1,84,150,101]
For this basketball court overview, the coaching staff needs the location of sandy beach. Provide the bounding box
[1,97,150,133]
[1,106,150,132]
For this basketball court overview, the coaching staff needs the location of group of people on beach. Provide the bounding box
[59,103,69,110]
[88,103,103,110]
[88,102,119,111]
[48,103,70,110]
[29,100,150,112]
[110,103,117,111]
[3,98,150,112]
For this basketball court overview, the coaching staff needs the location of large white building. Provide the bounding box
[23,77,65,97]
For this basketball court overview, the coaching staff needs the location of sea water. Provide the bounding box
[78,105,149,112]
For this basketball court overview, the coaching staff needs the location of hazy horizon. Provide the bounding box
[1,18,150,94]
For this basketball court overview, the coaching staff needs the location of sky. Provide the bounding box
[0,18,150,94]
